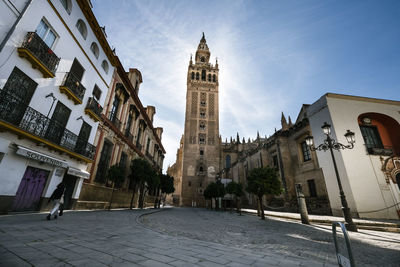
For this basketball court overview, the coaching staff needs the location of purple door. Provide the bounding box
[12,166,49,211]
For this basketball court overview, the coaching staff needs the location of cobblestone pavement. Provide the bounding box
[0,208,397,266]
[140,207,400,267]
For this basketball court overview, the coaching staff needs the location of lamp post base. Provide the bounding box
[341,206,358,232]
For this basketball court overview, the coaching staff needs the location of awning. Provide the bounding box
[67,167,90,179]
[16,145,69,168]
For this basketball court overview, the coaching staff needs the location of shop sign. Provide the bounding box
[16,145,68,168]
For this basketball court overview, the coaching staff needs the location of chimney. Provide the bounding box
[145,106,156,123]
[156,127,163,140]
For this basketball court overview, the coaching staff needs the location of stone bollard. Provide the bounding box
[295,183,310,224]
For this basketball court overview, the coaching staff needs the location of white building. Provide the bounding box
[308,93,400,219]
[0,0,115,213]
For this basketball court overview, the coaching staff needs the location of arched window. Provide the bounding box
[201,70,206,81]
[212,74,216,82]
[191,72,195,80]
[76,19,87,39]
[196,72,199,80]
[199,166,203,172]
[90,42,99,59]
[226,155,231,168]
[60,0,72,14]
[101,60,109,74]
[208,74,211,82]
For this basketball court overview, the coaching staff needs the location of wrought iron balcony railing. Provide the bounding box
[0,90,95,160]
[85,97,102,122]
[125,130,134,143]
[108,111,121,130]
[60,72,86,104]
[366,145,393,156]
[17,32,60,78]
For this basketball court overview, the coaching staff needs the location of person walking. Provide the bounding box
[47,182,65,220]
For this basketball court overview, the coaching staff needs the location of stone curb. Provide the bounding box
[241,209,400,233]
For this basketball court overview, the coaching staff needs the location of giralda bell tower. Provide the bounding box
[181,33,220,207]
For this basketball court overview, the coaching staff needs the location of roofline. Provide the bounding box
[325,92,400,106]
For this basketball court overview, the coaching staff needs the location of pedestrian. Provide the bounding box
[46,182,65,220]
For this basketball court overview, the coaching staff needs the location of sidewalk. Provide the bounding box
[241,208,400,233]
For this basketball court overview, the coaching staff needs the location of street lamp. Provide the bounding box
[305,122,358,232]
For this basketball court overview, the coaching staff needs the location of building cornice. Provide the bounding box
[326,93,400,106]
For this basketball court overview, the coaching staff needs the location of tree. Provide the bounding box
[107,164,126,210]
[129,158,156,209]
[158,174,175,208]
[204,181,225,210]
[246,166,282,220]
[226,181,245,215]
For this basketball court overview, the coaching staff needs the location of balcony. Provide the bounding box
[0,90,95,162]
[17,32,60,78]
[124,130,134,143]
[108,111,121,130]
[85,97,102,122]
[59,72,86,105]
[366,145,393,156]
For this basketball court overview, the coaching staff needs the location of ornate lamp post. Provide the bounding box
[305,122,358,232]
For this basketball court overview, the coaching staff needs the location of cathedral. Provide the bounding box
[168,34,400,219]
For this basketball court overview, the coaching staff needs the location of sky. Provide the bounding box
[92,0,400,172]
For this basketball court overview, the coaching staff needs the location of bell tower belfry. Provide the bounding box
[180,33,220,207]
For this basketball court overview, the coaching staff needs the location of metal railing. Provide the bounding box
[0,90,95,159]
[108,111,121,130]
[61,72,86,103]
[85,97,103,118]
[124,130,134,143]
[366,145,393,156]
[20,32,60,75]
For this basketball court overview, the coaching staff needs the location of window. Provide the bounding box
[208,74,211,82]
[36,19,57,48]
[195,72,199,80]
[199,122,206,131]
[92,85,102,100]
[120,152,127,170]
[59,0,72,14]
[200,149,204,156]
[201,70,206,81]
[307,179,317,197]
[200,57,205,62]
[101,60,109,74]
[360,125,383,149]
[301,141,311,162]
[212,74,216,82]
[95,140,113,183]
[188,181,191,187]
[199,166,203,172]
[146,138,151,153]
[70,58,85,81]
[226,155,231,168]
[90,42,99,59]
[200,101,206,107]
[191,72,195,80]
[199,182,202,187]
[109,96,120,122]
[199,134,206,144]
[76,19,87,39]
[200,112,205,118]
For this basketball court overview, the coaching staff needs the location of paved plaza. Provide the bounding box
[0,207,399,266]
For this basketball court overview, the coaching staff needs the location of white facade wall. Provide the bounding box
[308,94,400,219]
[0,0,114,212]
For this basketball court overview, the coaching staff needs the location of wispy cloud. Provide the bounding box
[93,0,400,170]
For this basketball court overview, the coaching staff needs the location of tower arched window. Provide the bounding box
[199,166,203,172]
[196,72,199,80]
[90,42,99,59]
[191,72,195,80]
[201,70,206,81]
[208,74,211,82]
[212,74,216,82]
[76,19,87,40]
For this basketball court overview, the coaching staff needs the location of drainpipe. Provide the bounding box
[0,0,33,53]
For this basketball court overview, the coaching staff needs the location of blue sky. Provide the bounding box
[92,0,400,171]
